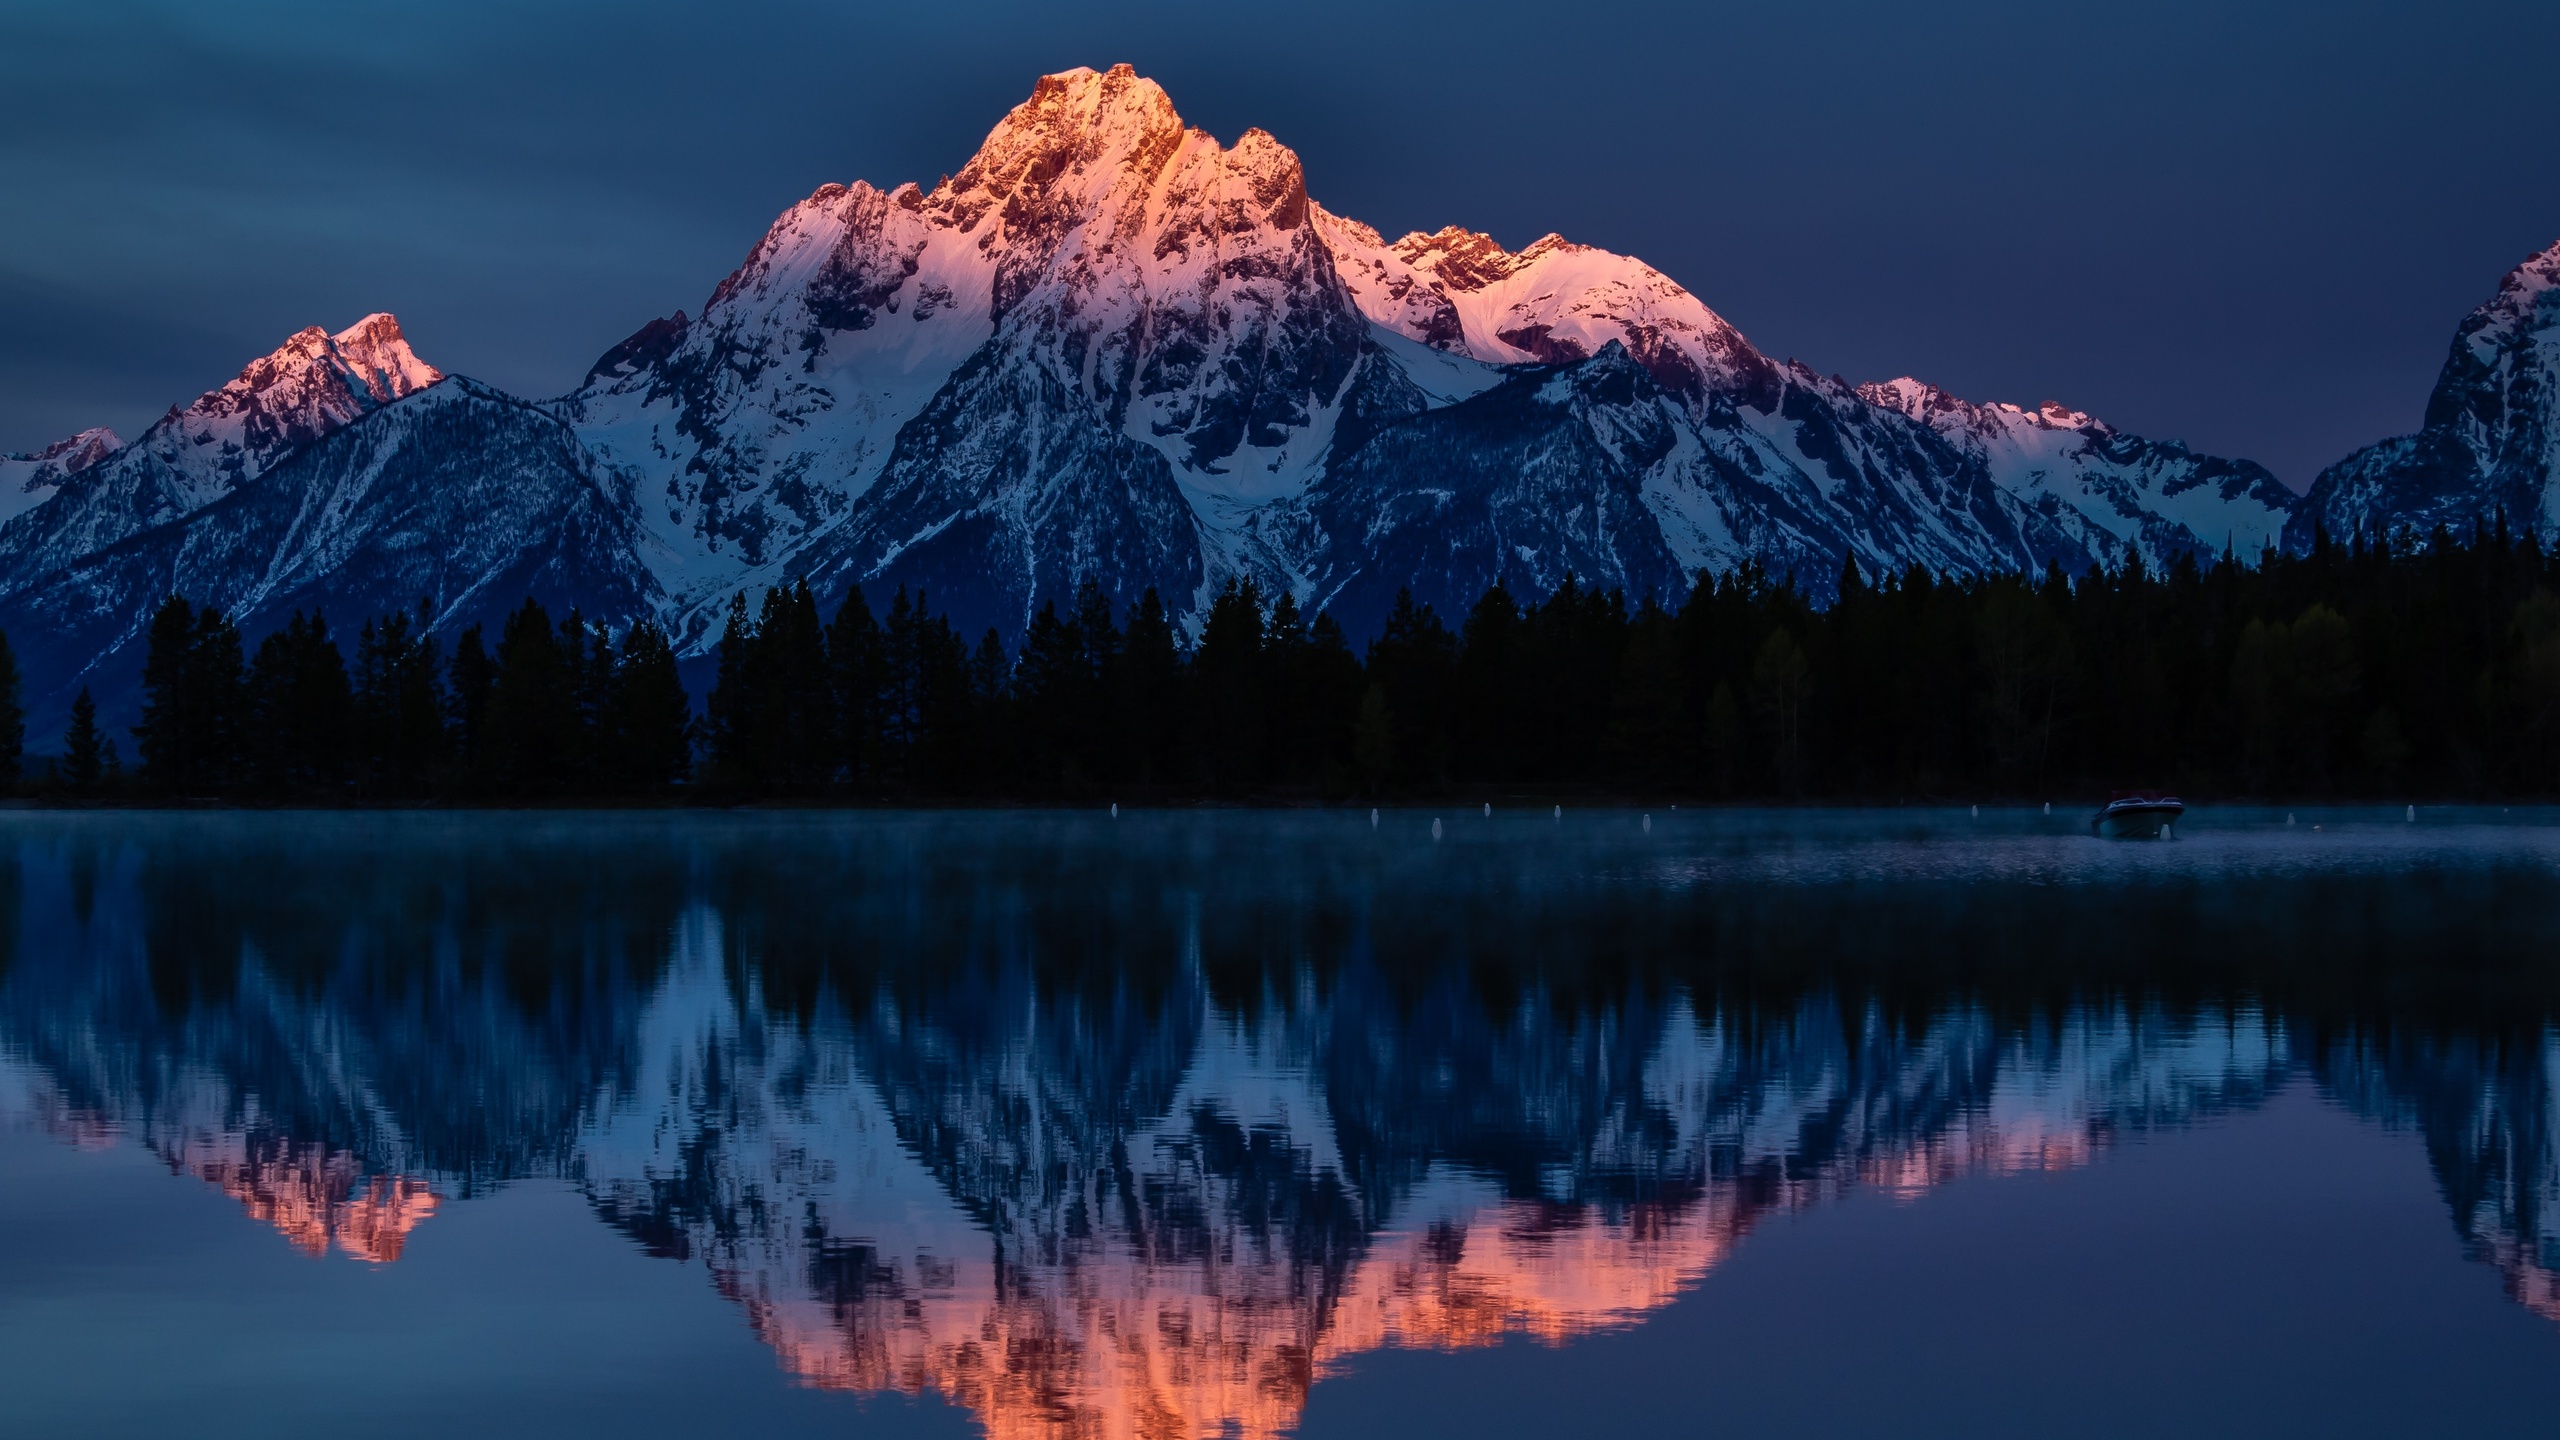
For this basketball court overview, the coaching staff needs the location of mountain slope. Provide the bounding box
[0,377,666,735]
[0,315,441,599]
[2293,238,2560,547]
[1862,378,2297,561]
[1312,210,2116,601]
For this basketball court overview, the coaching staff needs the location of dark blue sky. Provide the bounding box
[5,0,2556,487]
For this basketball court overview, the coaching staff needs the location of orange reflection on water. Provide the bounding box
[162,1132,439,1263]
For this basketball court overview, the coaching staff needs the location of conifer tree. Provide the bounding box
[246,611,352,794]
[606,621,692,789]
[62,688,103,794]
[1301,611,1364,791]
[704,593,755,787]
[1013,599,1076,788]
[352,604,448,796]
[828,587,888,790]
[1262,591,1313,785]
[560,610,609,788]
[135,596,246,794]
[1193,578,1266,791]
[1364,589,1456,791]
[755,580,833,792]
[1117,588,1184,789]
[1455,582,1524,780]
[1352,684,1392,797]
[0,628,23,787]
[489,599,576,794]
[881,587,928,785]
[965,627,1014,791]
[1066,579,1122,786]
[446,624,496,789]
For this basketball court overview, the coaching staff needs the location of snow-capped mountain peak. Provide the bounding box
[1313,206,1774,404]
[0,315,444,613]
[0,427,123,530]
[150,312,443,498]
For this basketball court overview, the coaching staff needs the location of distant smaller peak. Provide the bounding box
[18,426,123,468]
[584,312,692,387]
[3,425,121,487]
[1855,377,1945,418]
[1392,227,1523,291]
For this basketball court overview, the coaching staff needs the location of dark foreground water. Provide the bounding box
[2,807,2557,1438]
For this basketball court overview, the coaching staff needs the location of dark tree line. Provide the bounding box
[680,526,2560,802]
[23,523,2560,802]
[47,596,692,799]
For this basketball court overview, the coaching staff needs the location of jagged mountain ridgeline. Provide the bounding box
[7,63,2555,727]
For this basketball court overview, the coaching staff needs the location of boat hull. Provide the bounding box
[2093,803,2183,839]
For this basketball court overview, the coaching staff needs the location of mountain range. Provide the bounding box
[3,63,2549,731]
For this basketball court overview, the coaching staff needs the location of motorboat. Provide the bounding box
[2091,792,2184,839]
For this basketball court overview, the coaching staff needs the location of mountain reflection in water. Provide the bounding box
[1,809,2556,1439]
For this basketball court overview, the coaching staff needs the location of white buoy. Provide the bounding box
[1110,802,1118,818]
[1431,817,1443,841]
[1971,804,1979,819]
[2043,802,2051,816]
[2288,813,2296,826]
[1553,804,1561,821]
[2407,804,2416,822]
[1370,808,1379,829]
[1643,814,1652,833]
[1483,802,1491,818]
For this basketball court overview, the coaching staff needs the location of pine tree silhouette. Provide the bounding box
[62,688,102,793]
[0,627,23,787]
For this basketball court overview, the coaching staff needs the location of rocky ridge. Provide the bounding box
[2294,237,2560,548]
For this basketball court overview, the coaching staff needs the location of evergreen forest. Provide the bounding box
[13,526,2560,804]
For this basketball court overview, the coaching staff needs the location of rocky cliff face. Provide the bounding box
[2294,239,2560,548]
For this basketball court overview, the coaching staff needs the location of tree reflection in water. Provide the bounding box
[1,809,2555,1438]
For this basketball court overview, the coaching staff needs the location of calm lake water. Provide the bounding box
[2,807,2557,1438]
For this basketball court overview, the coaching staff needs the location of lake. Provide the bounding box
[1,806,2555,1438]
